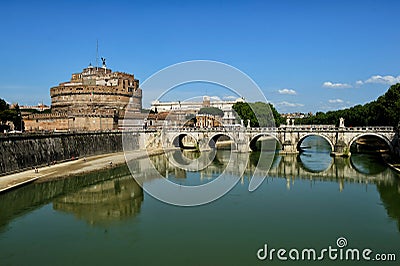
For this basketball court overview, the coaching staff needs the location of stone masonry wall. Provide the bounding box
[0,132,137,175]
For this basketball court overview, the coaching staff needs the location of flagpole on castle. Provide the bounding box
[96,40,99,69]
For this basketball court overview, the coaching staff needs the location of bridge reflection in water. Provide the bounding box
[146,148,400,230]
[145,149,397,189]
[0,147,399,230]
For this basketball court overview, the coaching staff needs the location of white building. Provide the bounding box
[150,96,244,125]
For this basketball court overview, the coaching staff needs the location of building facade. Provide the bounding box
[150,96,243,126]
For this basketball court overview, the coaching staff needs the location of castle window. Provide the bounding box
[128,88,133,92]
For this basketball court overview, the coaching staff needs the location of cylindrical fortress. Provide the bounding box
[23,63,143,131]
[50,85,142,114]
[50,65,142,115]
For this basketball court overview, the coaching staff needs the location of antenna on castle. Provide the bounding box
[96,40,99,69]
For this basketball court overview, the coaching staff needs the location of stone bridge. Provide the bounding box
[138,125,396,156]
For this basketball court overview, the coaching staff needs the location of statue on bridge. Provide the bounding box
[339,117,345,128]
[286,118,295,126]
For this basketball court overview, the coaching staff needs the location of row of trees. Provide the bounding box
[297,83,400,127]
[0,98,23,131]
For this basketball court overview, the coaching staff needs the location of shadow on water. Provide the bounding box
[0,164,143,231]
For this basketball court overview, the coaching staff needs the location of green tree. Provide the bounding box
[0,99,23,131]
[297,83,400,127]
[232,102,283,127]
[198,107,224,117]
[232,102,258,127]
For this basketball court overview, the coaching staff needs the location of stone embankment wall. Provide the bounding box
[0,132,137,175]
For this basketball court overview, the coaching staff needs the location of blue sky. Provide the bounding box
[1,0,399,113]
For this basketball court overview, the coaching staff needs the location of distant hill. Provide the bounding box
[297,83,400,127]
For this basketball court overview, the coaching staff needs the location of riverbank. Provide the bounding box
[0,148,169,193]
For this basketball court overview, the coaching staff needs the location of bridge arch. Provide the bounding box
[249,133,282,152]
[348,133,393,154]
[208,132,235,149]
[171,133,198,149]
[296,133,334,152]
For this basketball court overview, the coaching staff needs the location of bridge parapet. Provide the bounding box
[160,126,394,133]
[133,126,396,156]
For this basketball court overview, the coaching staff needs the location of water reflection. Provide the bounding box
[1,149,399,231]
[144,149,398,189]
[377,182,400,231]
[0,164,142,231]
[297,152,333,173]
[350,153,387,175]
[1,147,400,266]
[53,176,143,226]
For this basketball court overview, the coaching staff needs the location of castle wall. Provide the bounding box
[50,85,142,113]
[24,114,70,131]
[24,114,118,132]
[0,131,137,175]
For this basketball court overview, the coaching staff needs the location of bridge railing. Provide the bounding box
[156,125,395,133]
[344,126,394,131]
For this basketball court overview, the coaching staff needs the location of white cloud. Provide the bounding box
[277,101,304,107]
[278,88,297,95]
[356,80,364,86]
[322,81,352,89]
[328,99,344,103]
[365,75,400,85]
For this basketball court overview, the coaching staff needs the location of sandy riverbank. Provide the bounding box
[0,148,169,192]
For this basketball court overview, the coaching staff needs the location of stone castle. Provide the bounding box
[24,59,142,131]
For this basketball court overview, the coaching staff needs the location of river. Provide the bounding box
[0,136,399,265]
